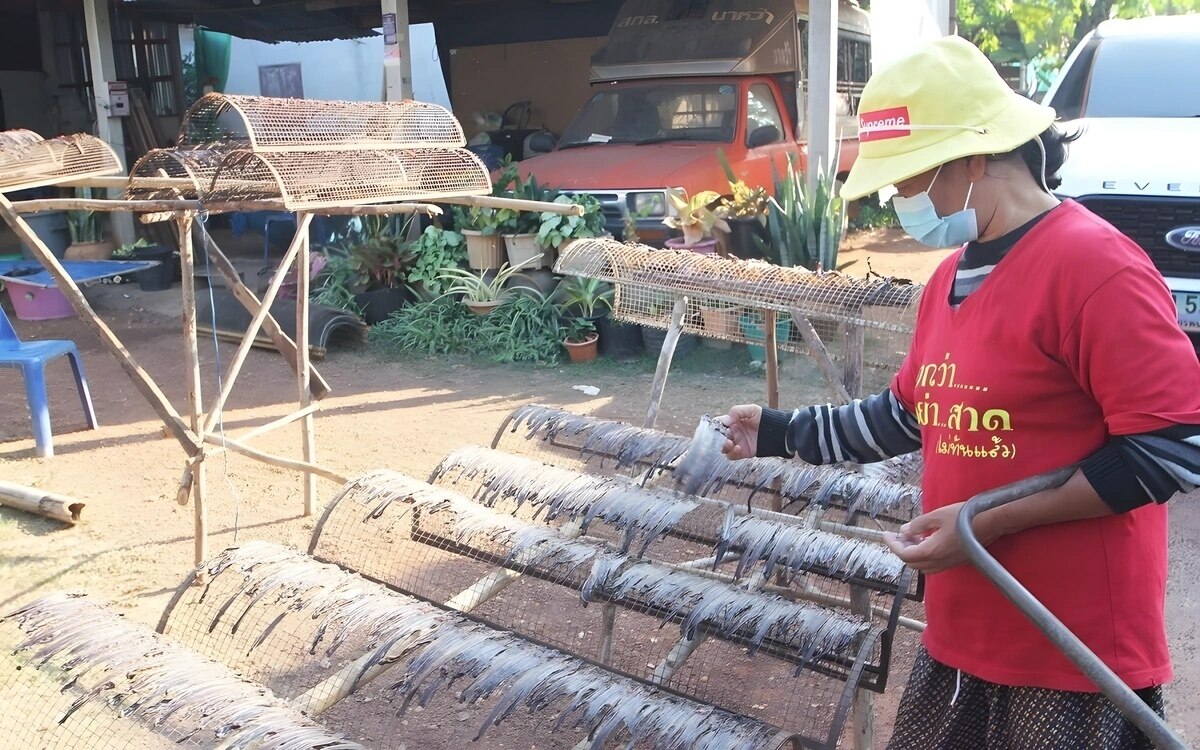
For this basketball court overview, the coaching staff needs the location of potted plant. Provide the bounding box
[435,254,542,315]
[500,174,557,269]
[716,150,770,259]
[406,224,467,301]
[553,275,613,321]
[537,194,605,252]
[662,190,730,254]
[739,309,793,365]
[561,316,599,363]
[639,288,698,357]
[453,205,505,270]
[64,188,115,261]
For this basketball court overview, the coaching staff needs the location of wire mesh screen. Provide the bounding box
[0,131,122,191]
[126,148,257,202]
[554,239,923,372]
[158,542,799,750]
[309,470,901,747]
[179,93,466,151]
[491,404,923,529]
[0,592,361,749]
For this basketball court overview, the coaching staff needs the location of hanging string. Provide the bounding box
[196,212,243,542]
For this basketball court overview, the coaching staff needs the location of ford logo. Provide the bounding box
[1166,226,1200,253]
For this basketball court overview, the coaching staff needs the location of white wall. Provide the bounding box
[181,24,449,107]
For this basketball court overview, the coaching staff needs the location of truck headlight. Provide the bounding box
[629,192,667,217]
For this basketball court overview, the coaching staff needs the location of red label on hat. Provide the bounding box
[859,106,911,142]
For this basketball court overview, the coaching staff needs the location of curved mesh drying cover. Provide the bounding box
[126,148,260,201]
[179,93,466,151]
[309,469,893,746]
[208,148,490,208]
[554,239,923,371]
[493,404,922,526]
[0,131,122,191]
[158,542,797,750]
[0,593,360,750]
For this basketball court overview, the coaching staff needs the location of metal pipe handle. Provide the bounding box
[957,467,1189,750]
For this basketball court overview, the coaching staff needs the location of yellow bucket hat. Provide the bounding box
[841,35,1056,201]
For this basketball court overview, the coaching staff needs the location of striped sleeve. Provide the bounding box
[756,387,922,464]
[1080,424,1200,513]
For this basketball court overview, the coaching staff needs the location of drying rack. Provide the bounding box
[0,95,581,566]
[554,238,922,425]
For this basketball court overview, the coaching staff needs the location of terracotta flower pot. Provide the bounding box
[665,236,719,254]
[465,299,503,315]
[563,333,599,363]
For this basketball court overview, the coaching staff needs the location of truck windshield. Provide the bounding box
[558,83,739,147]
[1082,37,1200,117]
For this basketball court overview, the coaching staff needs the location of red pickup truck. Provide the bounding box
[518,0,872,244]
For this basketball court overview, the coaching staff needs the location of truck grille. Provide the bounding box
[1076,196,1200,278]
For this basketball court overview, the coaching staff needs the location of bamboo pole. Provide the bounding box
[0,480,85,524]
[201,432,347,485]
[11,198,203,213]
[200,213,314,436]
[850,586,874,750]
[295,217,317,516]
[790,309,852,405]
[643,295,688,430]
[194,221,331,399]
[843,321,865,400]
[0,193,200,456]
[240,404,320,443]
[439,194,583,216]
[764,309,780,410]
[177,213,209,565]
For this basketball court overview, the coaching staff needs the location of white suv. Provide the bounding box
[1044,15,1200,343]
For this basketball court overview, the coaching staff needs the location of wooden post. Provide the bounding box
[0,194,200,455]
[850,586,875,750]
[764,309,780,410]
[295,216,317,516]
[843,321,865,400]
[201,213,314,436]
[177,213,208,565]
[643,295,688,429]
[194,221,331,399]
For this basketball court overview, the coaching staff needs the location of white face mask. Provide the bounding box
[892,165,979,249]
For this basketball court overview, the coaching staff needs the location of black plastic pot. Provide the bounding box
[354,286,410,324]
[132,245,174,292]
[598,316,644,359]
[726,217,768,259]
[641,326,698,358]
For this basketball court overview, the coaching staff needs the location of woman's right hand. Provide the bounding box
[719,404,761,460]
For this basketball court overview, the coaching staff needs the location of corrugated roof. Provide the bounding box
[122,0,378,43]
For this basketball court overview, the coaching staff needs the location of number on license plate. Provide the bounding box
[1173,292,1200,332]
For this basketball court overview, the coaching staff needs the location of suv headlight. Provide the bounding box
[628,191,667,217]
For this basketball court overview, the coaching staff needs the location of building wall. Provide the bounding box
[0,71,52,134]
[449,36,604,141]
[182,24,450,108]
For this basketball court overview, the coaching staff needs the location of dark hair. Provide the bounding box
[988,125,1081,190]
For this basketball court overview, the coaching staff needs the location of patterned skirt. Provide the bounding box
[887,647,1165,750]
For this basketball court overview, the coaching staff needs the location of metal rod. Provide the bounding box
[643,295,688,429]
[957,467,1187,750]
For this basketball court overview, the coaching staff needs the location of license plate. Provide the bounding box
[1174,292,1200,332]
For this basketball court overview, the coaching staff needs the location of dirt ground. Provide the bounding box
[0,228,1196,748]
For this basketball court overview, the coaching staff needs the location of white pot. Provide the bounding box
[503,233,549,269]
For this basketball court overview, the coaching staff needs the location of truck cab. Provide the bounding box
[518,0,871,244]
[1045,15,1200,342]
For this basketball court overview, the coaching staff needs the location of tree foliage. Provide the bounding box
[957,0,1199,71]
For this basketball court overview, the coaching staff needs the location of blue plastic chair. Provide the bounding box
[0,303,97,457]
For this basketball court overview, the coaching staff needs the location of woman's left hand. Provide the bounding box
[883,502,998,575]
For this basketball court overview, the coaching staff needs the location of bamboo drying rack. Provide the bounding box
[0,96,581,567]
[554,238,922,424]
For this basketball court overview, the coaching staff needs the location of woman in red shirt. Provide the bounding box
[721,36,1200,749]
